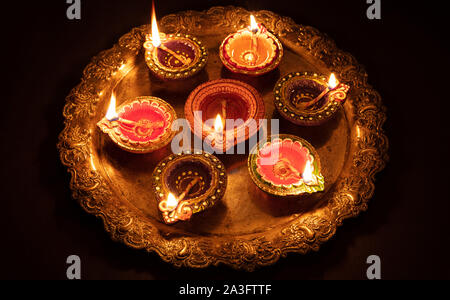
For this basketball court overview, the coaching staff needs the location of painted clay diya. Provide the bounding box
[143,33,208,80]
[97,96,176,154]
[185,79,266,152]
[274,72,350,126]
[152,152,227,225]
[219,16,283,76]
[248,134,324,196]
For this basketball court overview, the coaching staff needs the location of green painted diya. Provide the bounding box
[248,134,325,197]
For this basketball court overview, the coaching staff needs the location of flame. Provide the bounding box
[106,93,119,121]
[151,1,161,47]
[328,73,339,89]
[302,159,314,184]
[166,193,179,210]
[214,114,224,132]
[250,15,258,32]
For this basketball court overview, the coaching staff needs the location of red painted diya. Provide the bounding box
[248,134,324,196]
[185,79,266,152]
[274,72,350,126]
[219,15,283,76]
[152,152,227,225]
[97,95,177,154]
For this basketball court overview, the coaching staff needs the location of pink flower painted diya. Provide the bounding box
[143,5,208,80]
[185,79,266,152]
[274,72,350,126]
[219,15,283,76]
[152,152,227,225]
[97,95,177,154]
[248,134,324,196]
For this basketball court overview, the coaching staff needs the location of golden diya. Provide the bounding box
[143,2,208,80]
[219,15,283,76]
[274,72,350,126]
[248,134,324,196]
[184,79,266,153]
[152,152,228,225]
[97,95,177,153]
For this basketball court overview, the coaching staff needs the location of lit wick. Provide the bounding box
[250,15,259,51]
[159,176,201,215]
[302,159,315,185]
[306,73,339,109]
[213,114,226,149]
[105,93,163,137]
[273,157,316,185]
[150,1,191,66]
[244,15,259,65]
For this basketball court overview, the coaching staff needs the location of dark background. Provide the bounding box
[1,0,449,280]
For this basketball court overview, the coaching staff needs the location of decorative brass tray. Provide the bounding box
[58,6,388,271]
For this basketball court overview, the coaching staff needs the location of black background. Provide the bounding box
[1,0,449,280]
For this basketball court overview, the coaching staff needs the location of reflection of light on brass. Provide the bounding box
[151,1,161,47]
[90,154,96,171]
[106,93,119,121]
[302,159,314,184]
[250,15,258,32]
[214,114,224,132]
[328,73,339,89]
[119,64,126,71]
[356,126,361,138]
[166,193,179,211]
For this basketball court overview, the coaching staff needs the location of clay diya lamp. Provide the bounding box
[274,72,350,126]
[219,15,283,76]
[185,79,266,153]
[143,3,208,80]
[152,152,227,225]
[97,95,176,154]
[248,134,325,196]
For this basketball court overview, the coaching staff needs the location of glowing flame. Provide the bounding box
[214,114,224,132]
[166,193,179,211]
[106,93,119,121]
[250,15,258,32]
[302,159,314,184]
[151,1,161,47]
[328,73,339,89]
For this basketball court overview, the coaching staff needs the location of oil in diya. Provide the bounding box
[220,15,283,76]
[143,2,208,80]
[97,94,177,154]
[184,79,266,153]
[274,72,350,126]
[248,134,324,196]
[152,152,227,225]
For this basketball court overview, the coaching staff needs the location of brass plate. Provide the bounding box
[58,6,388,271]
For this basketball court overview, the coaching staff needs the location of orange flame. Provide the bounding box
[166,193,179,211]
[214,114,224,132]
[302,159,314,184]
[151,1,161,47]
[250,15,258,32]
[106,93,119,121]
[328,73,339,89]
